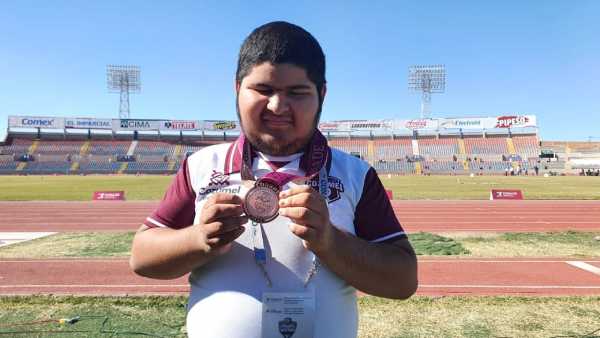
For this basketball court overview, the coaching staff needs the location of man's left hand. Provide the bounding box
[278,185,335,254]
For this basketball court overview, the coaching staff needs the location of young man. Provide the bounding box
[130,21,417,338]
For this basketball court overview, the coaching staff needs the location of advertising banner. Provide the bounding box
[202,120,240,131]
[65,118,113,129]
[401,119,438,130]
[438,115,537,130]
[113,119,165,131]
[438,118,485,129]
[93,191,126,201]
[318,122,345,132]
[161,120,200,131]
[494,115,536,129]
[319,120,395,132]
[8,115,65,129]
[349,120,393,130]
[490,189,524,200]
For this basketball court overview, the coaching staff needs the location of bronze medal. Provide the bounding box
[243,180,280,223]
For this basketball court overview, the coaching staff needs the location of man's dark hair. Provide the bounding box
[236,21,326,113]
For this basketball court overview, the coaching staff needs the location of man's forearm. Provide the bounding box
[316,227,418,299]
[130,226,214,280]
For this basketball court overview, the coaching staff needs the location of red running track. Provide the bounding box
[1,258,599,296]
[1,200,599,232]
[1,201,599,296]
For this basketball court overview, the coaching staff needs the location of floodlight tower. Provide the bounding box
[107,65,141,119]
[408,65,446,119]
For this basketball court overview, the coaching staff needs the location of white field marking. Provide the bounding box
[3,283,598,290]
[0,284,189,288]
[1,259,130,263]
[419,259,600,263]
[419,285,600,289]
[407,228,600,232]
[566,261,600,277]
[0,232,56,248]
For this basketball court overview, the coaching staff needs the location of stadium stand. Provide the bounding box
[134,141,176,157]
[125,161,170,174]
[418,137,460,159]
[5,115,599,176]
[77,156,121,174]
[463,135,509,157]
[567,142,600,154]
[328,138,369,160]
[0,134,550,175]
[34,140,85,155]
[373,160,416,175]
[88,140,130,156]
[422,160,465,175]
[512,134,539,159]
[373,138,413,161]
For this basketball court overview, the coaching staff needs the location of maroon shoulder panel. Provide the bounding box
[144,158,196,229]
[353,167,406,242]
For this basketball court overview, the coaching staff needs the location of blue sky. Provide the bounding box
[1,1,598,141]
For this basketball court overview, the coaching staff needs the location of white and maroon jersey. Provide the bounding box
[144,142,406,338]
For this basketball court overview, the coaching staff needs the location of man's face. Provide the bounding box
[236,62,324,156]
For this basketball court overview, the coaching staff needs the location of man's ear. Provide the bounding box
[320,83,327,100]
[235,80,241,94]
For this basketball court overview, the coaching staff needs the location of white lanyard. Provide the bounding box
[252,166,328,288]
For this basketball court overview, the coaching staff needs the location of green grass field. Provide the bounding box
[1,175,599,338]
[1,295,599,338]
[380,175,600,200]
[2,231,598,258]
[0,232,134,258]
[0,175,172,201]
[1,174,600,200]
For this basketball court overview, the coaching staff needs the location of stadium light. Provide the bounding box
[107,65,141,119]
[408,65,446,119]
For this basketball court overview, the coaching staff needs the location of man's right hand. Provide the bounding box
[195,193,248,255]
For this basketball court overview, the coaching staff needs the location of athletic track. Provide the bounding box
[1,201,599,296]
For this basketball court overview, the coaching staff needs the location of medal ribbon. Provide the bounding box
[236,130,329,187]
[235,130,330,288]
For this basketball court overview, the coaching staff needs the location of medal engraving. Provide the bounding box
[244,181,280,223]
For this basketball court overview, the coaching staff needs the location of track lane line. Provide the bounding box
[566,261,600,277]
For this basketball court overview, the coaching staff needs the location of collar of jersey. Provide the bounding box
[253,151,304,177]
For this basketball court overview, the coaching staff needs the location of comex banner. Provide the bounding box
[9,115,65,129]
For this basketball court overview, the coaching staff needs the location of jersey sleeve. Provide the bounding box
[144,158,196,229]
[353,167,406,242]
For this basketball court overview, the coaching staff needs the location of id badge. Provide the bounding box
[261,290,315,338]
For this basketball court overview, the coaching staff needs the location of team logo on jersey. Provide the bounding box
[209,170,229,186]
[308,175,345,203]
[198,170,237,195]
